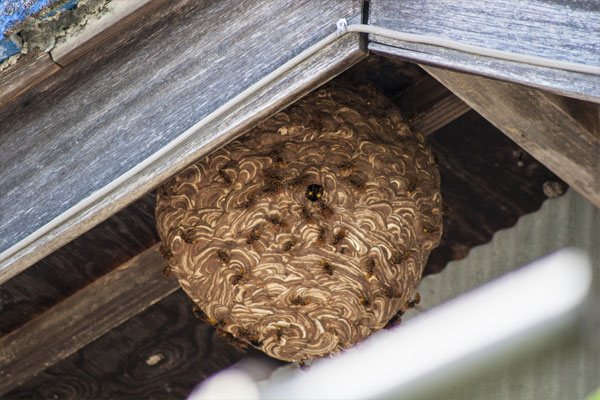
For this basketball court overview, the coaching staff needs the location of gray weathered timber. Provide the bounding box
[50,0,172,67]
[393,76,470,136]
[423,65,600,208]
[0,243,180,396]
[368,0,600,103]
[0,0,364,283]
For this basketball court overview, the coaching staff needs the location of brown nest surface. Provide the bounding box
[155,83,442,362]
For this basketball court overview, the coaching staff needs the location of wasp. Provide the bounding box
[159,244,174,261]
[192,305,219,326]
[305,184,323,202]
[298,359,309,370]
[274,156,285,169]
[262,184,281,196]
[382,286,401,299]
[239,193,257,210]
[423,225,440,234]
[291,296,311,306]
[317,226,327,247]
[384,309,405,329]
[245,227,261,244]
[405,292,421,309]
[391,251,410,265]
[182,230,196,244]
[359,296,371,308]
[346,175,366,192]
[231,268,246,285]
[217,330,248,350]
[300,206,314,225]
[262,169,283,185]
[237,328,263,347]
[332,228,347,246]
[364,258,376,279]
[318,202,333,218]
[288,174,309,190]
[321,259,334,276]
[283,237,297,252]
[217,169,233,186]
[275,327,284,343]
[338,160,358,174]
[405,179,418,194]
[441,205,450,217]
[269,215,287,229]
[216,250,230,264]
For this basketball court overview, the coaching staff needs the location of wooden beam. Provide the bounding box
[50,0,173,67]
[0,51,61,107]
[0,243,179,396]
[422,65,600,208]
[0,0,365,284]
[393,76,470,136]
[368,0,600,103]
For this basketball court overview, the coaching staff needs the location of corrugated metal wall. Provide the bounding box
[406,188,599,399]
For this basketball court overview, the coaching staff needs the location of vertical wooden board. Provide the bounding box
[0,0,364,283]
[423,65,600,208]
[367,0,600,102]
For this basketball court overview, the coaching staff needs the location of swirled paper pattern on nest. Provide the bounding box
[155,84,442,362]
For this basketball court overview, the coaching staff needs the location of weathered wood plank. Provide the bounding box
[0,0,364,283]
[3,290,277,399]
[393,76,470,136]
[368,0,600,102]
[51,0,172,66]
[0,51,60,107]
[0,192,159,336]
[0,243,179,396]
[423,65,600,208]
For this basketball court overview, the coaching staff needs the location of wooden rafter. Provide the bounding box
[423,65,600,208]
[0,243,179,396]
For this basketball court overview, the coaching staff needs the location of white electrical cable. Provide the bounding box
[347,23,600,75]
[1,18,598,276]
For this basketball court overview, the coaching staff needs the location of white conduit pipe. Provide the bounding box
[1,19,598,272]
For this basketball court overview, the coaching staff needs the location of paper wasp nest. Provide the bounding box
[155,84,442,362]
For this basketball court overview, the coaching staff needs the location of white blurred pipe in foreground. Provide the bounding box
[191,248,593,400]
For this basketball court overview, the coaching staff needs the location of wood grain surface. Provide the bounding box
[3,290,280,400]
[0,192,159,336]
[0,0,364,283]
[0,51,61,107]
[0,243,179,395]
[51,0,173,67]
[424,66,600,208]
[393,75,470,136]
[368,0,600,102]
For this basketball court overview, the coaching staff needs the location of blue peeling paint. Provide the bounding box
[40,0,78,20]
[0,0,63,39]
[0,0,80,63]
[0,34,20,62]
